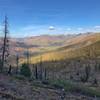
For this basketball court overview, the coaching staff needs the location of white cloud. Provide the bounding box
[94,25,100,29]
[11,25,100,38]
[49,26,55,30]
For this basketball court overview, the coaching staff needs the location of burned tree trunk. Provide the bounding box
[26,48,30,67]
[35,65,38,79]
[1,16,10,72]
[16,54,19,74]
[8,65,12,74]
[44,68,47,80]
[39,56,43,80]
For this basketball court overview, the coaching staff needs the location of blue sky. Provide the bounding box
[0,0,100,37]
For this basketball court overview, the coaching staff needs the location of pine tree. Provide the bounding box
[20,63,31,77]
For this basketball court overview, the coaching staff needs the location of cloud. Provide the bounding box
[11,25,100,38]
[49,26,55,30]
[94,25,100,29]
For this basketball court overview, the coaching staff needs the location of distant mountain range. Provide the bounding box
[9,34,78,56]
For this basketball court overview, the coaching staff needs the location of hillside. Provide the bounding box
[21,33,100,64]
[9,34,76,56]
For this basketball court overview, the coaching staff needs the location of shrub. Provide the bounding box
[20,63,31,77]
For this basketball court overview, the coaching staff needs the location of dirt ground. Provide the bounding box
[0,74,98,100]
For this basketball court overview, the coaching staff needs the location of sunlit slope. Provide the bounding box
[21,33,100,64]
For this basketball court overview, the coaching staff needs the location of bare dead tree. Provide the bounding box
[80,65,91,82]
[8,65,12,74]
[85,65,91,82]
[16,54,19,74]
[26,48,30,66]
[35,65,38,79]
[44,68,47,80]
[0,16,10,72]
[39,56,43,80]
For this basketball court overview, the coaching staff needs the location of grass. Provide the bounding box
[13,75,27,81]
[12,75,100,97]
[49,79,100,97]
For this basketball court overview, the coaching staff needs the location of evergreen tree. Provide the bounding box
[20,63,31,77]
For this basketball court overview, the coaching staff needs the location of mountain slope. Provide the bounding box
[21,33,100,64]
[8,34,76,56]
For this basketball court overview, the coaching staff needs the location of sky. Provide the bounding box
[0,0,100,37]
